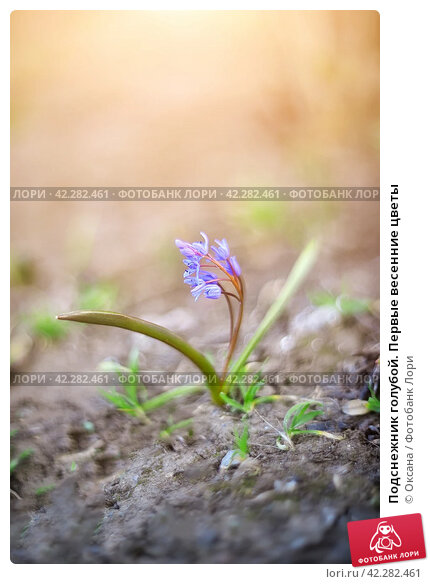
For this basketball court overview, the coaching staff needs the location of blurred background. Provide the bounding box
[11,10,379,372]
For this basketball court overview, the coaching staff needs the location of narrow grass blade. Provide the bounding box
[285,402,312,430]
[219,392,246,413]
[292,410,324,427]
[252,395,282,407]
[160,418,193,440]
[292,429,343,440]
[230,239,319,375]
[142,385,203,412]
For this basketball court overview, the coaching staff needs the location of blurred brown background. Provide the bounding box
[11,10,379,185]
[11,10,379,369]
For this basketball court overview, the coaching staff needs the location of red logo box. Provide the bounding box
[347,513,426,567]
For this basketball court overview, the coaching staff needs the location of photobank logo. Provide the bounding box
[369,520,402,553]
[347,513,426,567]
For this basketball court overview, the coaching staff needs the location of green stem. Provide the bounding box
[57,310,223,405]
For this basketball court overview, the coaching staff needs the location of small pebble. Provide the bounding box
[274,479,298,494]
[219,450,247,471]
[342,399,369,416]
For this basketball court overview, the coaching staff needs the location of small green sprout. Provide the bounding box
[219,375,281,416]
[259,402,343,450]
[29,310,68,342]
[309,290,372,316]
[35,484,55,496]
[11,253,35,286]
[10,449,33,474]
[10,430,33,475]
[233,422,249,457]
[100,348,201,421]
[159,417,193,440]
[99,347,150,421]
[77,281,118,311]
[220,422,249,470]
[366,383,380,413]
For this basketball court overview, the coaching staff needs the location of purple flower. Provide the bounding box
[175,240,196,259]
[211,238,241,277]
[228,256,241,277]
[175,232,209,259]
[191,232,209,255]
[183,258,200,277]
[191,282,222,301]
[188,271,222,301]
[184,271,217,287]
[176,232,241,301]
[211,238,229,261]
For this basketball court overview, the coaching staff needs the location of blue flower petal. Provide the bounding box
[229,256,241,276]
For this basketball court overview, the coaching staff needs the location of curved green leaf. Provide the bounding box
[57,310,223,404]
